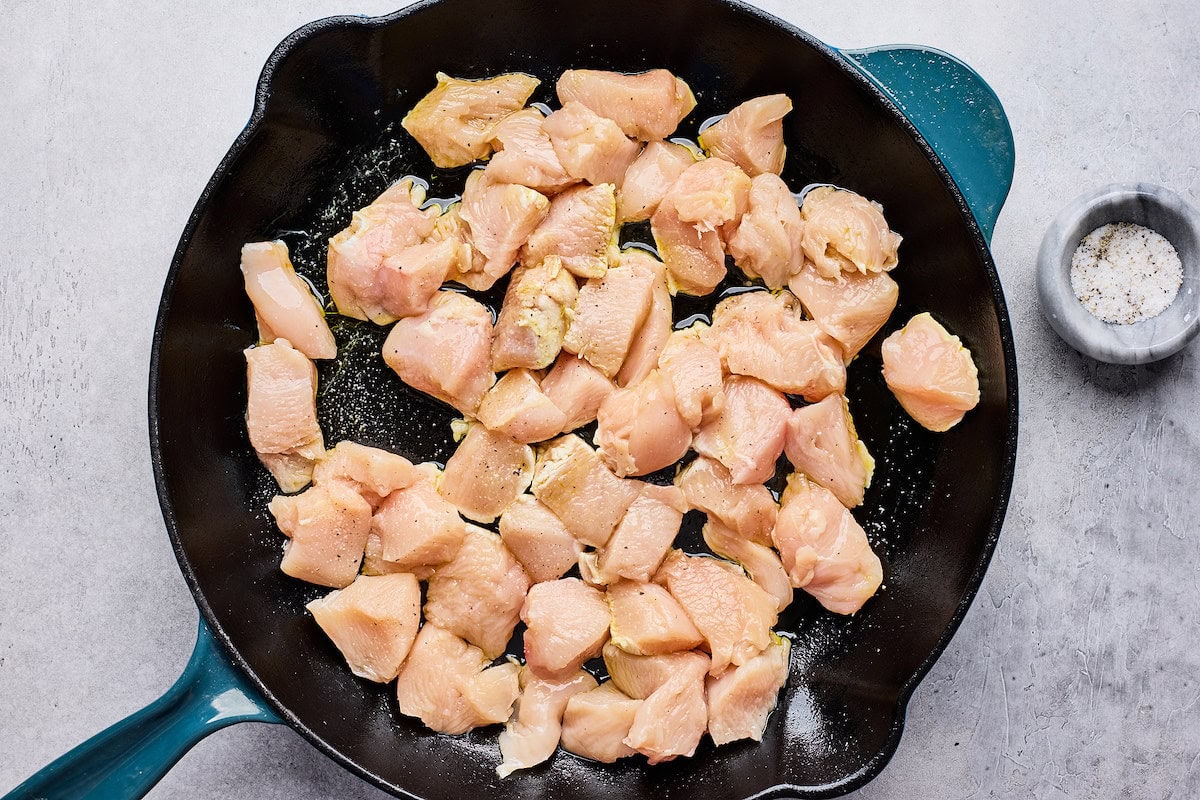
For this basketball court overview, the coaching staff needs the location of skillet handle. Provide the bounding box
[2,618,280,800]
[841,45,1015,243]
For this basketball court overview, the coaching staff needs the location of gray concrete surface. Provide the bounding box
[2,1,1199,797]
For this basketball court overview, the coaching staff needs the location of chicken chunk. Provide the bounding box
[311,441,418,508]
[608,580,704,656]
[698,94,791,177]
[486,107,578,195]
[657,326,725,429]
[881,312,981,432]
[498,495,581,583]
[624,648,709,763]
[556,69,696,141]
[531,434,639,548]
[617,141,697,223]
[727,173,805,290]
[522,578,611,678]
[245,339,323,493]
[581,483,685,585]
[401,71,540,168]
[663,157,751,235]
[306,573,421,682]
[521,182,618,279]
[616,257,673,387]
[498,669,598,777]
[241,241,336,360]
[693,376,790,485]
[491,256,579,372]
[371,466,468,573]
[560,682,642,763]
[784,394,874,508]
[602,641,707,700]
[702,520,793,612]
[540,353,616,432]
[562,248,660,378]
[268,484,372,588]
[651,200,726,296]
[440,422,534,523]
[376,237,461,320]
[706,637,790,745]
[800,186,902,278]
[676,456,777,546]
[788,262,899,361]
[476,370,568,445]
[594,370,692,478]
[542,101,641,186]
[455,169,550,290]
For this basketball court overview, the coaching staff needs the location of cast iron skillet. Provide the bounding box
[4,1,1017,798]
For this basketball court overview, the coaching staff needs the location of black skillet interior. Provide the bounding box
[151,0,1017,797]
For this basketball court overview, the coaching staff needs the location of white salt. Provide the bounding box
[1070,222,1183,324]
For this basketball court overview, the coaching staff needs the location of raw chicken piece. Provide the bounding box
[491,256,579,372]
[617,141,696,223]
[268,484,372,588]
[709,290,846,400]
[693,376,790,485]
[774,473,883,615]
[542,101,641,187]
[540,353,616,432]
[401,71,540,168]
[662,157,751,235]
[698,94,791,177]
[581,483,685,585]
[375,237,461,320]
[361,533,423,578]
[425,525,531,659]
[603,641,708,699]
[562,249,659,378]
[615,257,672,387]
[656,550,778,675]
[306,573,421,682]
[800,186,902,278]
[727,173,805,290]
[881,312,980,432]
[784,394,874,508]
[522,578,611,678]
[624,648,709,763]
[532,434,639,547]
[788,262,899,361]
[706,637,790,745]
[702,520,793,612]
[498,495,581,583]
[486,107,578,194]
[371,465,467,574]
[594,370,691,478]
[441,422,533,524]
[657,326,725,429]
[241,241,336,360]
[560,682,642,763]
[245,339,323,493]
[676,456,777,546]
[311,441,418,508]
[395,624,520,734]
[521,182,618,279]
[497,669,597,777]
[651,200,726,296]
[556,69,696,141]
[455,169,550,290]
[382,291,496,415]
[476,370,568,445]
[607,580,704,655]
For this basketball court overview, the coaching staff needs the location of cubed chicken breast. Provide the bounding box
[477,370,568,445]
[497,668,598,777]
[521,182,618,279]
[440,422,534,523]
[702,520,793,613]
[709,290,846,400]
[603,641,709,700]
[656,550,778,675]
[532,434,639,547]
[562,249,660,378]
[382,291,496,415]
[542,101,642,186]
[581,483,685,585]
[698,94,792,177]
[371,464,467,573]
[556,69,696,141]
[491,256,579,372]
[651,198,726,296]
[560,682,642,763]
[624,648,709,764]
[361,532,422,578]
[788,262,899,361]
[306,572,421,682]
[608,580,704,656]
[706,637,790,745]
[657,326,725,429]
[522,578,611,679]
[594,370,692,478]
[455,169,550,290]
[676,456,777,546]
[784,394,874,508]
[617,141,697,223]
[541,353,616,432]
[727,173,805,290]
[241,241,336,360]
[880,312,981,432]
[486,107,578,195]
[245,339,324,493]
[425,525,531,659]
[800,186,902,278]
[498,495,582,583]
[662,157,751,235]
[311,441,418,508]
[693,376,790,485]
[615,256,673,387]
[268,484,372,588]
[774,473,883,615]
[375,237,461,320]
[401,71,540,168]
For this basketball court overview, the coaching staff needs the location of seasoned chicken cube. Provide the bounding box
[497,668,597,777]
[311,441,418,508]
[617,141,696,223]
[540,353,616,432]
[651,199,726,296]
[881,312,981,432]
[241,241,336,360]
[556,69,696,141]
[656,550,778,675]
[245,339,324,493]
[425,525,531,659]
[306,573,421,682]
[486,107,578,195]
[268,484,372,588]
[607,580,704,655]
[440,423,534,523]
[542,101,641,186]
[602,641,708,700]
[498,495,581,583]
[491,256,579,372]
[521,182,618,279]
[477,370,568,445]
[785,394,874,508]
[401,71,540,168]
[361,532,423,578]
[702,520,793,612]
[774,473,883,615]
[624,648,709,764]
[455,169,550,290]
[532,434,639,547]
[727,173,805,290]
[562,249,660,378]
[657,326,725,429]
[615,258,672,387]
[698,94,792,177]
[800,186,902,278]
[371,465,468,574]
[706,637,790,745]
[395,624,521,734]
[376,237,461,320]
[788,262,899,361]
[693,376,790,485]
[676,456,778,546]
[560,682,642,763]
[522,578,611,679]
[709,290,846,400]
[581,483,685,585]
[594,370,692,478]
[662,157,751,235]
[382,291,496,415]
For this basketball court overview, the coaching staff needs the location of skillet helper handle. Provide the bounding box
[841,45,1015,243]
[3,618,280,800]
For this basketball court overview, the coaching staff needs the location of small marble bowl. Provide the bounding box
[1037,182,1200,364]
